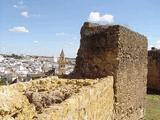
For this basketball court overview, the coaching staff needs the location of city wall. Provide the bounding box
[0,76,114,120]
[73,22,148,120]
[0,22,148,120]
[148,49,160,91]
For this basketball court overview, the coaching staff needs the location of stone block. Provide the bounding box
[73,22,148,120]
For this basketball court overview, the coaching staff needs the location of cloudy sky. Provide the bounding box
[0,0,160,57]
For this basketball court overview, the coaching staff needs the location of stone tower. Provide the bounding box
[58,49,66,75]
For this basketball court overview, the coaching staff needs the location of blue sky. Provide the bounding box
[0,0,160,57]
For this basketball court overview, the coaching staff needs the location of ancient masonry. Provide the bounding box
[0,76,114,120]
[0,22,148,120]
[148,48,160,91]
[73,22,148,120]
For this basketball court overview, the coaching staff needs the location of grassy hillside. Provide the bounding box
[145,94,160,120]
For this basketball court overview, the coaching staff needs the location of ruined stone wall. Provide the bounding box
[73,23,119,78]
[115,27,147,120]
[0,76,114,120]
[73,22,148,120]
[0,22,148,120]
[148,49,160,91]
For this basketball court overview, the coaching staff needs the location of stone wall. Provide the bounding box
[0,22,148,120]
[73,22,148,120]
[148,49,160,91]
[115,26,147,120]
[0,76,114,120]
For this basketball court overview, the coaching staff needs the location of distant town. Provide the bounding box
[0,50,76,85]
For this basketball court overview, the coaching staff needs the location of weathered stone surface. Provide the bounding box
[114,26,147,120]
[0,22,148,120]
[72,22,119,78]
[148,49,160,91]
[36,76,114,120]
[0,76,114,120]
[24,84,80,113]
[0,87,36,120]
[72,22,148,120]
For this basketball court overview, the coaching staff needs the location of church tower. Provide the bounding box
[58,49,66,75]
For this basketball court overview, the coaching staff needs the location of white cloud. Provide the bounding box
[148,45,154,50]
[13,4,26,9]
[156,40,160,48]
[21,11,40,18]
[76,48,79,52]
[21,11,29,18]
[13,5,18,8]
[33,40,39,44]
[9,26,29,33]
[156,40,160,44]
[88,12,114,25]
[149,40,160,50]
